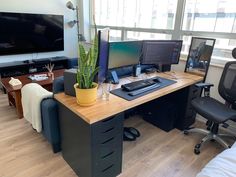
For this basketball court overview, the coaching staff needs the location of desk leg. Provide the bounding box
[7,93,12,106]
[15,91,23,119]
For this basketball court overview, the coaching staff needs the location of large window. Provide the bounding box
[94,0,178,29]
[91,0,236,62]
[182,0,236,33]
[182,0,236,61]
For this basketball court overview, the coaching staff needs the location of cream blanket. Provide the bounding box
[197,142,236,177]
[21,83,53,132]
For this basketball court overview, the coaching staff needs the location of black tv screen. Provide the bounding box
[0,12,64,56]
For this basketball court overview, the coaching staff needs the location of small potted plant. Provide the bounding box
[74,30,99,106]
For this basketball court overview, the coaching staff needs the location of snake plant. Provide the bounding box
[76,31,99,89]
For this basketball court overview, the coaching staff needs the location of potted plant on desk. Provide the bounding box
[74,30,99,106]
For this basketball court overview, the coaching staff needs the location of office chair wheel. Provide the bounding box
[194,148,200,155]
[183,130,189,135]
[195,143,201,149]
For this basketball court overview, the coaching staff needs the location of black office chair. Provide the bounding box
[184,60,236,154]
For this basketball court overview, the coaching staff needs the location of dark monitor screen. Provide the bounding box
[141,40,182,65]
[97,28,109,82]
[108,41,143,69]
[0,12,64,56]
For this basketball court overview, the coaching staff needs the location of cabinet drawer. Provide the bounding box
[93,113,123,134]
[96,149,120,170]
[95,127,121,144]
[94,143,122,177]
[95,133,122,158]
[95,163,119,177]
[91,113,123,177]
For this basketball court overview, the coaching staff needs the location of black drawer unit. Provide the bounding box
[92,115,123,177]
[58,103,124,177]
[174,84,202,130]
[139,83,202,131]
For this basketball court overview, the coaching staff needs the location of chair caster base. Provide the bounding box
[183,130,189,135]
[194,147,201,155]
[195,143,201,149]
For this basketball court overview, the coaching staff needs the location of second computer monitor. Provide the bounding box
[141,40,183,65]
[108,41,143,69]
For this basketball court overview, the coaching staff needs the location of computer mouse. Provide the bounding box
[153,77,162,83]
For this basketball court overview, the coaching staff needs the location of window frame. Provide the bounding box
[88,0,236,65]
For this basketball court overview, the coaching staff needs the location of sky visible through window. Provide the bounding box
[94,0,236,60]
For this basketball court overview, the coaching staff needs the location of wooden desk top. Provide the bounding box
[55,71,203,124]
[0,69,64,92]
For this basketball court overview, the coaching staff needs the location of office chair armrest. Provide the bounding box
[195,83,214,97]
[195,83,214,89]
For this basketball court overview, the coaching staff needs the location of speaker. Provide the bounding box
[64,69,77,96]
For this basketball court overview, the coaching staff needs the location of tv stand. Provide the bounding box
[0,56,69,78]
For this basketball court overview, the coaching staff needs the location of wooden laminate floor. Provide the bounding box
[0,91,224,177]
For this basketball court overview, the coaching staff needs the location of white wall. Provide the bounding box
[0,0,78,63]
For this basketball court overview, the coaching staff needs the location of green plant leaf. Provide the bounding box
[89,67,99,85]
[78,44,86,65]
[77,20,99,89]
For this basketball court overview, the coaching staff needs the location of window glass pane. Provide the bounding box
[94,0,178,29]
[213,38,235,59]
[97,28,122,42]
[182,0,236,32]
[182,36,235,60]
[109,30,122,41]
[126,31,172,40]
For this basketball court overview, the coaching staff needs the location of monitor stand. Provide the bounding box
[158,64,171,72]
[110,70,119,84]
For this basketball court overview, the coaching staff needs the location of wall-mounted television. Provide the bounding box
[0,12,64,56]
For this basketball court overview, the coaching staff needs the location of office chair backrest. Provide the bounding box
[218,61,236,105]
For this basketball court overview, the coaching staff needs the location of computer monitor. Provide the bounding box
[141,40,183,65]
[108,41,143,69]
[97,28,110,83]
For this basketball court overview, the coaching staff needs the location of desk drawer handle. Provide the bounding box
[102,164,114,172]
[102,117,114,123]
[102,137,114,144]
[102,151,114,159]
[103,127,114,133]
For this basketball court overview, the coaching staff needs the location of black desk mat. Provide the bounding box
[110,77,177,101]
